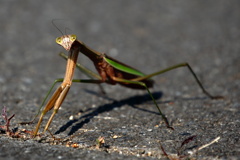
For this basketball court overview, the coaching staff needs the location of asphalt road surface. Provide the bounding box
[0,1,239,159]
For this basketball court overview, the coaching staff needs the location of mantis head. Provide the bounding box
[56,34,77,51]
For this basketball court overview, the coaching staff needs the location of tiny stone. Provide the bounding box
[69,115,74,120]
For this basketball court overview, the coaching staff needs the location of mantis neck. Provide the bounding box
[76,40,102,62]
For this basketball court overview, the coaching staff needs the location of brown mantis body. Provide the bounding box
[33,34,222,136]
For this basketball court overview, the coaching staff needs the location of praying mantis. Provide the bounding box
[32,33,222,136]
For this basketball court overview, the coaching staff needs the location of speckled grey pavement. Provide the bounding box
[0,1,239,159]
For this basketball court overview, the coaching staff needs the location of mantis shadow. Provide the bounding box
[54,91,163,135]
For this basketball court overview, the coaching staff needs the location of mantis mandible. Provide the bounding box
[33,34,222,136]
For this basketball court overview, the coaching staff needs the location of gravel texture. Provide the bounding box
[0,1,239,159]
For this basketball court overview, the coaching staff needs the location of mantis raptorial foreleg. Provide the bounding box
[20,52,105,126]
[34,79,104,135]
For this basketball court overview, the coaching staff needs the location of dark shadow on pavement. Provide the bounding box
[54,91,163,135]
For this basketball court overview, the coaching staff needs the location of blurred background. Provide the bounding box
[0,1,239,159]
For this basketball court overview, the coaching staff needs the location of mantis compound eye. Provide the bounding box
[56,37,62,44]
[70,34,77,41]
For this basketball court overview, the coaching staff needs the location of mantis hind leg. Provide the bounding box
[132,63,223,99]
[112,77,173,129]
